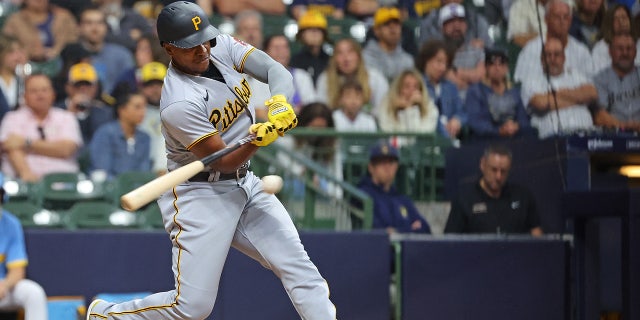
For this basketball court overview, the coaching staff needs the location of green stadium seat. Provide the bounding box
[66,201,139,229]
[109,171,157,207]
[38,172,107,211]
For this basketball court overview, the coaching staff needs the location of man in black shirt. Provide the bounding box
[445,144,543,235]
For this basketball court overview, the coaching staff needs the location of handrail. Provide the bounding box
[253,142,374,229]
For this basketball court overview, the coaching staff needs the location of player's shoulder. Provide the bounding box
[0,210,21,229]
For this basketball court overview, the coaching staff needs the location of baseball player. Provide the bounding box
[86,2,336,320]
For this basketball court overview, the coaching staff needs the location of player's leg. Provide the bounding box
[89,183,247,319]
[0,279,48,320]
[233,173,336,320]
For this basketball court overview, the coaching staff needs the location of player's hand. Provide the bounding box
[265,95,297,136]
[249,122,278,147]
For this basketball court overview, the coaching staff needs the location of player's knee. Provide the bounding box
[175,294,215,319]
[14,279,47,306]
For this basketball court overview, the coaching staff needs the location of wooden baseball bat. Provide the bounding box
[120,134,256,211]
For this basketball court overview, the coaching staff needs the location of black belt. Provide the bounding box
[189,167,247,182]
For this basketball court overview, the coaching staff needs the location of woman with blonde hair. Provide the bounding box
[376,68,439,147]
[316,38,388,113]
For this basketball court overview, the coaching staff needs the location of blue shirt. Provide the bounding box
[0,210,27,279]
[425,77,467,138]
[91,43,135,95]
[465,82,535,139]
[89,121,151,180]
[357,175,431,233]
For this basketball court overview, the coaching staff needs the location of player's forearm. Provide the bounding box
[210,144,259,173]
[244,50,294,98]
[2,267,26,291]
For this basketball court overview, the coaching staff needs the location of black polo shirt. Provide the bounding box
[445,180,541,234]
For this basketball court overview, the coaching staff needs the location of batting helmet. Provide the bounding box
[157,1,220,49]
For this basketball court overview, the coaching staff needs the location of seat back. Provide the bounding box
[66,201,138,229]
[110,171,157,207]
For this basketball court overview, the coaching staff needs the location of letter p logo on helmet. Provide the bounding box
[192,16,202,30]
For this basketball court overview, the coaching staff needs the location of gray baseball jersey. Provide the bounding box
[88,34,336,320]
[593,66,640,122]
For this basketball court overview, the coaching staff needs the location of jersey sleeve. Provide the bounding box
[218,35,256,74]
[161,101,218,150]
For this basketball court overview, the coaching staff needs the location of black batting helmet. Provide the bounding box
[157,1,220,49]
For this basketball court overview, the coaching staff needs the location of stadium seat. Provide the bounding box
[38,172,106,211]
[66,201,139,229]
[4,201,64,228]
[109,171,157,207]
[47,296,85,320]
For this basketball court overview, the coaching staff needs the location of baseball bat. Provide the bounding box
[120,134,256,211]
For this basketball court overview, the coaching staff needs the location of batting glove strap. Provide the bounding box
[249,122,278,147]
[265,95,298,136]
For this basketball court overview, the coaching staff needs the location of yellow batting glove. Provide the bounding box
[265,95,298,136]
[249,122,278,147]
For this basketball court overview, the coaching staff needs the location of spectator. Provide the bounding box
[513,0,595,83]
[506,0,548,48]
[568,0,606,50]
[416,39,466,140]
[112,33,169,96]
[2,0,78,77]
[58,62,114,146]
[520,37,597,138]
[0,174,48,320]
[375,68,439,147]
[439,3,486,98]
[233,10,264,49]
[89,91,150,180]
[465,48,535,140]
[138,61,169,175]
[95,0,153,52]
[592,4,640,73]
[362,6,415,83]
[346,0,379,20]
[276,102,343,199]
[332,80,378,131]
[290,0,346,20]
[593,33,640,131]
[0,35,27,121]
[418,0,492,48]
[316,38,389,112]
[213,0,286,18]
[252,34,317,120]
[0,74,83,182]
[356,141,431,234]
[290,10,331,87]
[62,5,135,95]
[444,144,543,235]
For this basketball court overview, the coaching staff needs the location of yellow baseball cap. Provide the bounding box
[141,62,167,84]
[297,10,327,30]
[68,62,98,84]
[373,7,401,27]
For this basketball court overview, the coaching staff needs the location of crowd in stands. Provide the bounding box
[0,0,637,233]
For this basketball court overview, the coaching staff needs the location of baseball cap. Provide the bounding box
[485,47,509,65]
[68,62,98,84]
[438,3,465,27]
[369,141,399,162]
[374,7,401,27]
[141,62,167,84]
[297,10,327,30]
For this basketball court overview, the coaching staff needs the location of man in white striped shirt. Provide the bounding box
[521,37,598,138]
